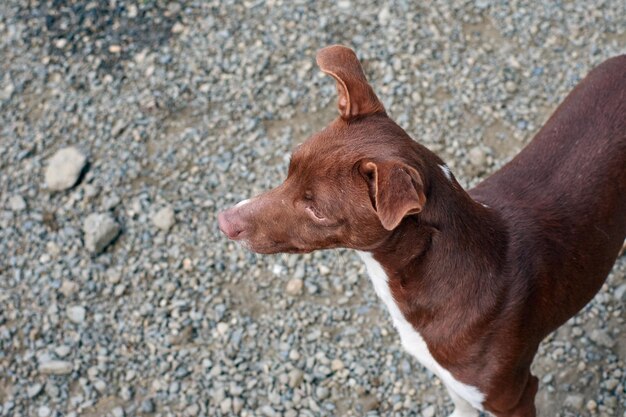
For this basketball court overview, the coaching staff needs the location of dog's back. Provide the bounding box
[471,55,626,331]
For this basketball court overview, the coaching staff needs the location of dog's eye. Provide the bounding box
[305,206,325,221]
[303,191,314,201]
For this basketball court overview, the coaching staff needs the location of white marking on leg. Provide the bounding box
[448,389,480,417]
[356,251,485,412]
[440,164,453,181]
[235,199,250,208]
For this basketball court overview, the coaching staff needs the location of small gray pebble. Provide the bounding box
[152,205,176,231]
[468,146,487,167]
[27,383,43,399]
[67,306,86,324]
[8,195,26,211]
[285,278,304,296]
[141,398,155,413]
[564,394,584,409]
[315,386,330,400]
[288,369,304,388]
[220,398,232,414]
[589,328,615,348]
[38,406,51,417]
[39,360,73,375]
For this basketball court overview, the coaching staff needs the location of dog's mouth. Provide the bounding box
[240,239,314,255]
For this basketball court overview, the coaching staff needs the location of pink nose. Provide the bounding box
[218,210,243,239]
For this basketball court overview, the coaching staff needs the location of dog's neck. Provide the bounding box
[368,164,510,327]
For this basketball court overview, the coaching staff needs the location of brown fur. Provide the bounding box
[218,46,626,416]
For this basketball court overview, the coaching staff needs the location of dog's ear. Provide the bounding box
[316,45,385,120]
[360,160,426,230]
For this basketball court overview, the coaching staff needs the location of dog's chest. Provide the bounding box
[356,251,485,410]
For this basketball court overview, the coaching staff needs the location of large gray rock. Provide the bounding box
[83,213,121,254]
[44,146,87,191]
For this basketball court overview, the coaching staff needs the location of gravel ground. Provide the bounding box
[1,1,625,416]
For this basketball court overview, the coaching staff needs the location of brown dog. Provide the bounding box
[218,45,626,416]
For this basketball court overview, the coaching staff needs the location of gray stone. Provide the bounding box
[94,379,107,393]
[140,399,155,413]
[589,328,615,348]
[285,278,304,296]
[315,386,329,400]
[38,406,51,417]
[468,147,487,167]
[8,195,26,211]
[27,383,43,399]
[54,345,71,358]
[357,395,379,413]
[120,385,133,402]
[564,394,584,409]
[505,80,518,93]
[378,7,391,25]
[614,283,626,303]
[59,280,78,297]
[331,359,344,371]
[45,382,60,398]
[184,404,199,416]
[114,284,126,297]
[268,392,281,405]
[422,405,436,417]
[169,381,180,394]
[83,213,121,253]
[152,205,175,231]
[1,81,14,100]
[232,397,244,414]
[220,398,232,414]
[111,407,125,417]
[260,405,278,417]
[39,360,73,375]
[605,378,619,390]
[103,193,121,210]
[67,306,86,324]
[44,146,87,191]
[288,369,304,388]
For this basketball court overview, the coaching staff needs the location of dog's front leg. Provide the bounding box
[446,389,480,417]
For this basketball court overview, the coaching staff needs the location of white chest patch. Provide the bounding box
[356,251,485,411]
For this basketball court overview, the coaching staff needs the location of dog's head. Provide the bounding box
[218,45,431,254]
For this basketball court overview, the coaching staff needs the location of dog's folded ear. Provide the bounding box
[360,160,426,230]
[316,45,385,120]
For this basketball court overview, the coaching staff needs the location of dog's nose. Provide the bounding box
[218,210,243,239]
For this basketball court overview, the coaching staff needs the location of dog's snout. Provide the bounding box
[218,210,244,240]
